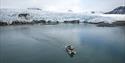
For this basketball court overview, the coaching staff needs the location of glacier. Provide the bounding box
[0,8,125,24]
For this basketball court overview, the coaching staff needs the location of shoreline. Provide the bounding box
[0,20,125,27]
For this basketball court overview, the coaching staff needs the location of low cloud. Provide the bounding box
[0,0,124,12]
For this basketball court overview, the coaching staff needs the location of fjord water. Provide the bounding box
[0,24,125,63]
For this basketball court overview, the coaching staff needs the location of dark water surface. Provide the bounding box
[0,24,125,63]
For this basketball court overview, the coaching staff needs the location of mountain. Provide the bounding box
[105,6,125,14]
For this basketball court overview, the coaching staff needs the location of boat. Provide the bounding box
[65,45,76,57]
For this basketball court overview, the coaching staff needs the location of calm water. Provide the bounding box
[0,24,125,63]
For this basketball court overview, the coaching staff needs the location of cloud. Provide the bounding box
[31,0,82,12]
[1,0,82,12]
[0,0,124,12]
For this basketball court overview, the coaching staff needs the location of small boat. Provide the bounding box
[65,45,76,57]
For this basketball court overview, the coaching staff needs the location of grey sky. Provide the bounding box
[0,0,124,12]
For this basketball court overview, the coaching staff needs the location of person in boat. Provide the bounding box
[67,45,75,51]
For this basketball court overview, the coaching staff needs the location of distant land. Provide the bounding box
[105,6,125,14]
[27,8,42,10]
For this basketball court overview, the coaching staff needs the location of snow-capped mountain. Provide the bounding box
[105,6,125,14]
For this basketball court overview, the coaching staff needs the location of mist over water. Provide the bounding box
[0,24,125,63]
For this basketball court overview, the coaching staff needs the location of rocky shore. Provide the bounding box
[84,21,125,27]
[0,20,81,26]
[1,20,125,27]
[97,21,125,27]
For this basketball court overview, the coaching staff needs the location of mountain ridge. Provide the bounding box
[105,6,125,14]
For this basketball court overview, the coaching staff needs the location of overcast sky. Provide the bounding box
[0,0,124,12]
